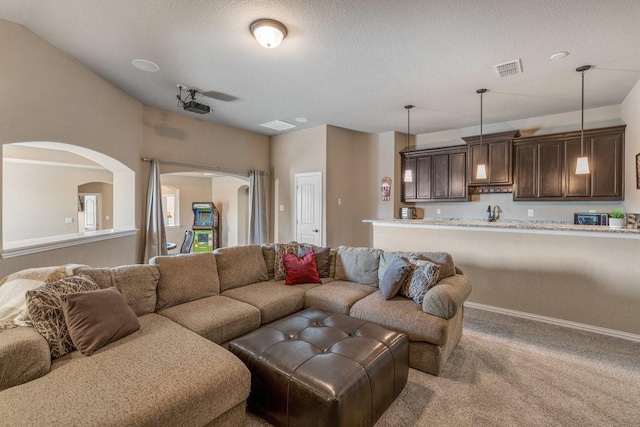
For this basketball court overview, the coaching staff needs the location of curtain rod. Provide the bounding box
[141,157,268,176]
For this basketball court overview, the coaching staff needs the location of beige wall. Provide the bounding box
[0,19,142,277]
[271,125,327,243]
[210,175,250,247]
[0,20,271,277]
[373,224,640,336]
[3,162,112,240]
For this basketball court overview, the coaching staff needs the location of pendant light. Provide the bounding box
[475,89,488,180]
[403,105,414,183]
[575,65,591,175]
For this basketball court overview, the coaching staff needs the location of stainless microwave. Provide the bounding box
[574,212,608,226]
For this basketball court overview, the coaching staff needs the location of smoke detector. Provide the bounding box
[494,59,523,78]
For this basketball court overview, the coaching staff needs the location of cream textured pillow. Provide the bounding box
[400,259,440,304]
[26,275,99,359]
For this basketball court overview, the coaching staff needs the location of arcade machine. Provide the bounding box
[192,202,220,252]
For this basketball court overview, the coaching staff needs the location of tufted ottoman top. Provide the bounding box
[229,307,409,427]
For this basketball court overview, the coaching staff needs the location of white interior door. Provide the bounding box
[295,172,322,245]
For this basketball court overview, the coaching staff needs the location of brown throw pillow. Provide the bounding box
[62,287,140,356]
[298,245,331,278]
[274,242,300,280]
[26,275,100,359]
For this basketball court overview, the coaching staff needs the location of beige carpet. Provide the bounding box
[245,307,640,426]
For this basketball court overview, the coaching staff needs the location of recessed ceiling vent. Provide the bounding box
[494,59,523,78]
[259,120,296,131]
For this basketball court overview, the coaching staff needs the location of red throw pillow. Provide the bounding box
[283,251,322,285]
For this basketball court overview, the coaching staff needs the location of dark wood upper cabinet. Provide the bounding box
[401,146,467,202]
[513,125,625,201]
[463,130,520,186]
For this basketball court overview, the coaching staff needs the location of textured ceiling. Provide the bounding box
[1,0,640,136]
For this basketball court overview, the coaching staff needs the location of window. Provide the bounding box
[2,142,136,258]
[161,186,180,227]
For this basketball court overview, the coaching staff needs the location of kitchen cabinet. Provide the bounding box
[513,125,625,201]
[401,146,467,202]
[463,130,520,186]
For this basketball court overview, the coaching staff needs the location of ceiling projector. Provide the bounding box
[176,86,211,114]
[182,100,210,114]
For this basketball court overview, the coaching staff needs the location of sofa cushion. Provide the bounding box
[304,280,378,315]
[379,251,455,282]
[214,245,269,291]
[261,244,276,280]
[350,291,450,346]
[335,246,383,286]
[0,326,50,391]
[62,287,140,356]
[222,281,307,324]
[26,275,100,359]
[274,242,300,281]
[74,264,159,316]
[0,314,251,426]
[150,252,219,311]
[379,257,413,300]
[298,244,331,278]
[158,295,261,344]
[400,259,440,304]
[283,251,322,285]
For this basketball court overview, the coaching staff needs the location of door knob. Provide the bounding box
[312,229,319,233]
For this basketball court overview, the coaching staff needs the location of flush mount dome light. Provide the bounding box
[250,19,287,48]
[131,59,160,72]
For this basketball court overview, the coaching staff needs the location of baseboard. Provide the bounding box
[464,301,640,343]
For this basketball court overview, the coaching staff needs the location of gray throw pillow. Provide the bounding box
[379,257,413,299]
[298,245,331,278]
[400,259,441,304]
[335,246,383,286]
[62,287,140,356]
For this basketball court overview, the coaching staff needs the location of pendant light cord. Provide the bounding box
[581,68,585,155]
[404,105,414,152]
[476,89,488,144]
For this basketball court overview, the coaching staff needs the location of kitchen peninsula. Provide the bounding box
[366,219,640,339]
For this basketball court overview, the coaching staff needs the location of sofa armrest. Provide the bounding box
[422,273,471,320]
[0,327,50,391]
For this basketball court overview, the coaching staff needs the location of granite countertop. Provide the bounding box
[364,218,640,235]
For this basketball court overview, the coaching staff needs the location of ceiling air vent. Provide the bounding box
[259,120,297,131]
[494,59,523,78]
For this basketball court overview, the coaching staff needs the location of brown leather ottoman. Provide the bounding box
[228,308,409,427]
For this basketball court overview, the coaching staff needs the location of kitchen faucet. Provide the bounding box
[487,205,501,222]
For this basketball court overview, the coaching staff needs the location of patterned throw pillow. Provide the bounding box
[400,259,440,304]
[274,242,300,280]
[26,275,99,359]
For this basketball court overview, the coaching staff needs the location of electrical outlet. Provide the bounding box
[65,217,74,224]
[105,215,110,220]
[338,198,342,206]
[528,209,534,217]
[279,205,285,212]
[436,209,441,215]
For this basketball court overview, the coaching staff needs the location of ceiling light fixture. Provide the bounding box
[250,19,287,48]
[403,105,414,183]
[476,89,488,180]
[550,51,569,60]
[576,65,591,175]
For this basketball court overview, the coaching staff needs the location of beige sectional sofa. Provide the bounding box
[0,243,471,426]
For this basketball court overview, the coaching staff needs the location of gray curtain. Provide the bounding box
[143,158,167,263]
[249,171,269,245]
